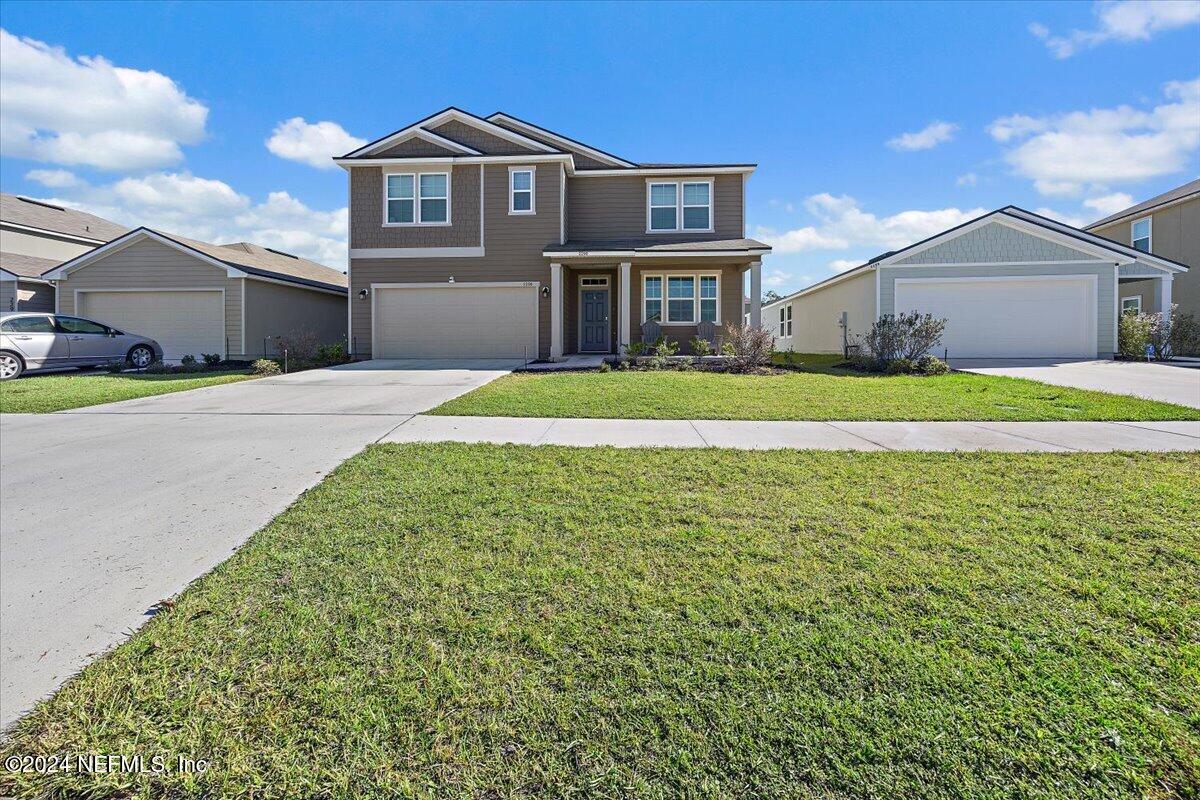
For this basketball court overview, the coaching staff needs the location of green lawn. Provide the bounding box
[430,355,1200,421]
[3,444,1197,799]
[0,370,252,413]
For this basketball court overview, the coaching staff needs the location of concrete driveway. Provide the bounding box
[0,359,516,727]
[952,358,1200,409]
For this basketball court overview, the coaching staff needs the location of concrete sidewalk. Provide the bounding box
[384,415,1200,452]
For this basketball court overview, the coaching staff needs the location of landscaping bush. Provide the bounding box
[885,358,917,375]
[251,358,282,376]
[722,322,775,372]
[861,312,947,368]
[623,341,648,360]
[201,353,222,368]
[597,361,612,373]
[648,336,680,370]
[1118,312,1153,359]
[313,341,350,367]
[179,354,200,372]
[1119,305,1199,360]
[103,360,126,374]
[1170,308,1200,356]
[274,329,320,363]
[689,336,714,361]
[917,354,950,375]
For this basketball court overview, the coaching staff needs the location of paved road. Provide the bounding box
[952,358,1200,409]
[0,359,516,727]
[386,415,1200,451]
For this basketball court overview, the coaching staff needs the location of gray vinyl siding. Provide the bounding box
[1,278,14,312]
[567,173,744,242]
[349,163,561,358]
[878,261,1116,357]
[895,222,1096,264]
[55,238,243,358]
[242,278,347,358]
[375,138,461,158]
[350,165,481,249]
[16,280,55,312]
[428,120,541,155]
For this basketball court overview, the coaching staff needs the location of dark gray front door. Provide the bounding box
[580,289,610,352]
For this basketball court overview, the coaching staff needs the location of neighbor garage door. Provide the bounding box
[80,290,226,360]
[894,276,1097,358]
[374,284,538,359]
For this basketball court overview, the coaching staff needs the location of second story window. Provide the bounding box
[509,168,535,214]
[385,172,449,225]
[647,180,713,232]
[1131,218,1151,252]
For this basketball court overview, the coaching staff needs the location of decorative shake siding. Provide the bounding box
[348,162,561,358]
[567,173,744,242]
[427,120,541,155]
[350,165,481,249]
[375,138,461,158]
[894,222,1096,264]
[54,238,243,357]
[242,278,346,358]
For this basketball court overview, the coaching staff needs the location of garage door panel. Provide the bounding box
[894,277,1096,359]
[80,291,225,361]
[375,286,538,359]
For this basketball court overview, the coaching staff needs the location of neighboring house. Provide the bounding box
[1,193,128,313]
[1084,178,1199,318]
[765,207,1187,359]
[336,107,770,359]
[42,228,347,361]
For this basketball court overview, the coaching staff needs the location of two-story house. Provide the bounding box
[1085,178,1199,319]
[336,108,770,360]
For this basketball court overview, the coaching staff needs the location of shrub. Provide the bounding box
[144,361,177,374]
[1170,308,1200,357]
[689,336,714,360]
[624,341,648,360]
[885,358,917,375]
[201,353,222,368]
[916,354,950,375]
[648,336,680,370]
[178,355,203,373]
[274,329,319,363]
[861,312,947,368]
[597,361,612,373]
[313,341,350,367]
[720,341,736,357]
[251,358,282,376]
[103,360,126,374]
[1118,312,1153,359]
[722,322,775,372]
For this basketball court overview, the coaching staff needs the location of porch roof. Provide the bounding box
[545,237,771,258]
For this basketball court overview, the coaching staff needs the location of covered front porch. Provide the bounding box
[1118,264,1175,316]
[543,238,770,359]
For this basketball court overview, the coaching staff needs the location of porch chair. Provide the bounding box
[696,320,718,352]
[640,319,662,345]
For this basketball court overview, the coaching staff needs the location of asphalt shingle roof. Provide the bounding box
[0,193,128,242]
[0,251,59,279]
[1085,178,1200,229]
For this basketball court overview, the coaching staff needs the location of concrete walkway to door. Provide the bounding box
[952,358,1200,409]
[0,359,517,728]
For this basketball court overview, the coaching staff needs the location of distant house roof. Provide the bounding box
[0,193,128,243]
[43,228,347,293]
[0,251,59,281]
[1084,178,1200,230]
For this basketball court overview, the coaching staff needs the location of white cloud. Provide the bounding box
[755,194,987,255]
[956,172,978,187]
[25,168,84,188]
[0,29,207,170]
[990,77,1200,196]
[266,117,366,169]
[1083,192,1135,216]
[763,269,791,288]
[41,172,347,267]
[1030,0,1200,58]
[887,121,959,151]
[827,259,863,272]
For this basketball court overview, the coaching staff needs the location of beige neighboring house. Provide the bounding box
[764,207,1187,359]
[1084,178,1199,318]
[43,228,347,361]
[1,193,128,313]
[337,107,770,359]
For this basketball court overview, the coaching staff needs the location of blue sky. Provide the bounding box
[1,0,1197,291]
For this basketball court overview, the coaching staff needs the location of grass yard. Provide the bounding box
[2,443,1197,799]
[0,370,252,413]
[430,355,1200,421]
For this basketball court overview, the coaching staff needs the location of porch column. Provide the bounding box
[550,262,564,360]
[619,261,632,351]
[1158,274,1173,315]
[748,261,762,329]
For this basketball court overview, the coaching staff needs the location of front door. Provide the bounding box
[580,289,610,352]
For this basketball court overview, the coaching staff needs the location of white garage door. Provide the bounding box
[894,276,1097,358]
[80,290,225,360]
[374,284,539,359]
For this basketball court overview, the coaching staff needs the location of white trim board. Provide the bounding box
[486,113,637,168]
[0,220,109,246]
[345,108,559,159]
[350,247,485,259]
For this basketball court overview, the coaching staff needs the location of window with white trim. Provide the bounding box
[1131,218,1151,252]
[510,168,535,214]
[642,273,720,324]
[778,305,792,336]
[647,180,713,232]
[385,172,449,225]
[1122,295,1142,315]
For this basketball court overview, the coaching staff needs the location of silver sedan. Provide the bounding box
[0,313,163,380]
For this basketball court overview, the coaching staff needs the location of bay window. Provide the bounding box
[642,273,721,324]
[647,179,713,232]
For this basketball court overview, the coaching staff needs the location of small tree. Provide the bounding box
[861,312,947,368]
[274,329,319,363]
[722,322,774,372]
[1118,313,1153,359]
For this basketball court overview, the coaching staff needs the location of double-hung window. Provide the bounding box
[1131,218,1151,252]
[647,180,713,232]
[509,168,535,214]
[386,172,449,225]
[1122,296,1142,316]
[778,305,792,336]
[643,273,720,324]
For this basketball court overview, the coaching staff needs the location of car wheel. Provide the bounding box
[0,351,24,380]
[127,345,154,369]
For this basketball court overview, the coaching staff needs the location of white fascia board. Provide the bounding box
[573,166,756,177]
[1002,209,1188,273]
[41,229,248,280]
[543,248,771,258]
[0,220,109,246]
[336,153,574,170]
[346,109,559,158]
[486,113,636,168]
